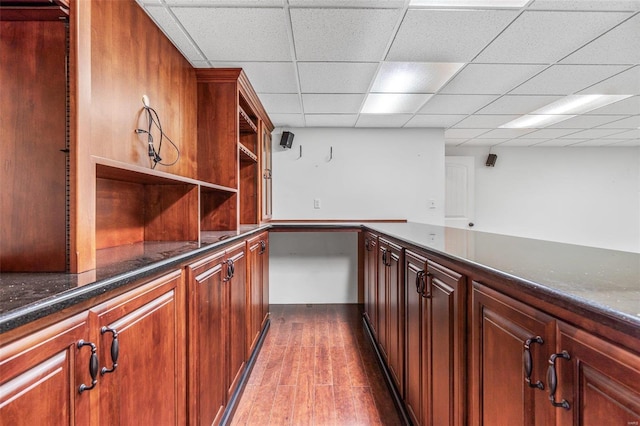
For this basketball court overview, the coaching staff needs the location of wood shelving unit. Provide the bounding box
[239,142,258,163]
[239,105,257,134]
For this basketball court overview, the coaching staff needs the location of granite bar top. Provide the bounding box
[0,225,268,333]
[1,222,638,336]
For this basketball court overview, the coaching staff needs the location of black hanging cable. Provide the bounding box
[135,102,180,169]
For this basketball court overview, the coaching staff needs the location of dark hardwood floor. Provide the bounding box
[231,304,403,426]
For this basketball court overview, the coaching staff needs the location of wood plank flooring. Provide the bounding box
[231,304,403,426]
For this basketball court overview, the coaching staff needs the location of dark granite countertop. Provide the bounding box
[1,222,638,337]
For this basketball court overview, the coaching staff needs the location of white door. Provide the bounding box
[445,156,475,229]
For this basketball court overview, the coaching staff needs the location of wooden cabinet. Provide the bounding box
[377,237,404,391]
[554,322,640,425]
[186,241,247,426]
[0,269,184,426]
[363,231,378,333]
[94,270,185,425]
[405,250,466,426]
[472,283,556,426]
[247,232,269,357]
[261,126,273,222]
[0,313,92,425]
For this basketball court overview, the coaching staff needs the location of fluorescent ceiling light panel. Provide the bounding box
[500,94,632,128]
[500,114,576,129]
[362,93,432,114]
[371,62,464,94]
[409,0,530,8]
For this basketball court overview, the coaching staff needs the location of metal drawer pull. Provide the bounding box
[100,326,119,375]
[523,336,544,390]
[77,340,98,393]
[547,351,571,410]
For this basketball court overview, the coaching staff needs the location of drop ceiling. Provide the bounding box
[138,0,640,147]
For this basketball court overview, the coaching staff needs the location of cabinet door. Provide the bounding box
[404,250,428,426]
[226,242,247,400]
[261,234,270,329]
[427,260,465,426]
[386,240,404,393]
[187,251,226,426]
[95,270,185,426]
[555,322,640,425]
[0,313,92,425]
[261,128,272,221]
[471,283,555,426]
[247,234,264,357]
[377,242,388,357]
[364,232,378,332]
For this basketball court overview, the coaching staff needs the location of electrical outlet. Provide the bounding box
[428,199,436,209]
[314,199,321,209]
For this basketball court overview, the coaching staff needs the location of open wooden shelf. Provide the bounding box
[239,105,257,134]
[239,142,258,163]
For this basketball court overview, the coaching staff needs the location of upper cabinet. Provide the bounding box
[1,1,273,274]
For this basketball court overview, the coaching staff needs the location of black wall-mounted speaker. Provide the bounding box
[486,153,498,167]
[280,131,294,149]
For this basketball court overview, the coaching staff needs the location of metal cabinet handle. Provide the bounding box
[77,340,98,393]
[100,327,119,375]
[416,271,426,295]
[365,239,370,251]
[223,259,235,282]
[381,249,387,266]
[547,351,571,410]
[523,336,544,390]
[259,240,266,255]
[421,272,432,298]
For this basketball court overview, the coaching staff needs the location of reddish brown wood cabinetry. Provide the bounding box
[247,232,269,357]
[363,232,378,333]
[0,313,91,425]
[377,238,404,392]
[405,250,466,426]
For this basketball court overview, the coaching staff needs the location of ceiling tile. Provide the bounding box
[608,139,640,146]
[269,113,306,127]
[452,114,520,128]
[191,60,210,68]
[144,6,204,61]
[511,65,630,95]
[518,128,583,138]
[560,128,627,139]
[578,66,640,95]
[305,114,359,127]
[445,139,467,146]
[475,11,630,63]
[290,8,400,61]
[302,94,365,113]
[498,138,545,146]
[477,128,536,138]
[172,7,291,61]
[547,114,630,128]
[403,115,467,127]
[289,0,405,6]
[477,95,563,114]
[258,94,303,113]
[418,94,498,114]
[298,62,378,93]
[210,62,298,93]
[602,129,640,139]
[533,139,586,146]
[386,9,518,62]
[596,115,640,128]
[529,1,640,11]
[166,0,284,5]
[356,114,413,127]
[570,139,620,146]
[584,95,640,114]
[460,138,509,146]
[562,14,640,64]
[444,128,490,139]
[440,64,546,94]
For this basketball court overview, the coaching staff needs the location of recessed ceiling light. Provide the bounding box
[409,0,530,8]
[500,94,632,129]
[361,93,433,114]
[371,62,464,94]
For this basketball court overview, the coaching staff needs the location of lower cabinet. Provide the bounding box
[363,231,378,333]
[404,250,466,426]
[472,282,640,426]
[186,241,247,426]
[0,269,184,426]
[246,232,269,357]
[0,312,92,425]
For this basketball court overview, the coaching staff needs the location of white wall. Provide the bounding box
[270,127,445,304]
[272,127,445,224]
[445,146,640,253]
[269,232,358,304]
